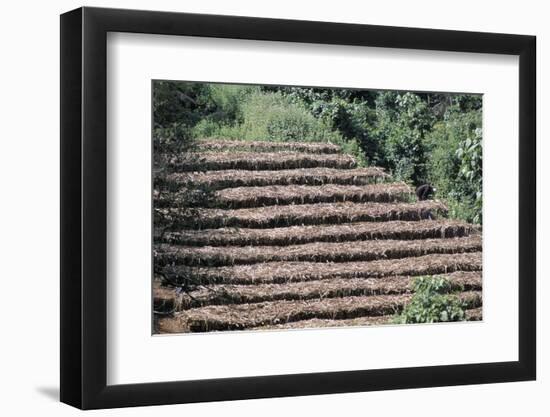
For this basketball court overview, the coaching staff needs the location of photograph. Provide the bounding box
[0,0,543,413]
[152,81,483,334]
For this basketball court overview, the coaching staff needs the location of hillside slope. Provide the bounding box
[153,139,482,333]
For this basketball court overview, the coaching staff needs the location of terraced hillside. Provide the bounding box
[153,139,482,333]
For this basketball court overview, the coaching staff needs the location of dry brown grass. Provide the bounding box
[457,291,482,307]
[215,183,412,208]
[465,307,483,321]
[154,182,412,208]
[157,306,483,333]
[177,294,412,332]
[161,271,481,309]
[196,139,342,154]
[164,291,481,332]
[155,200,448,229]
[160,252,483,285]
[152,139,483,335]
[156,167,389,190]
[160,152,357,172]
[154,235,481,267]
[152,280,176,313]
[161,220,476,246]
[250,315,394,330]
[249,306,483,330]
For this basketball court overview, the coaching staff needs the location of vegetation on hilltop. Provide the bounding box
[153,81,482,224]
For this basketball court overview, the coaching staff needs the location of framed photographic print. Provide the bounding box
[60,6,536,409]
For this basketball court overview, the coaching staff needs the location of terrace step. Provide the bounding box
[160,219,477,246]
[155,235,482,267]
[196,139,342,154]
[160,291,482,332]
[159,151,357,172]
[157,304,483,333]
[158,252,483,285]
[252,315,394,330]
[156,167,389,191]
[152,139,483,333]
[465,307,483,321]
[155,182,413,209]
[250,305,483,330]
[155,200,448,230]
[157,312,394,333]
[156,271,482,309]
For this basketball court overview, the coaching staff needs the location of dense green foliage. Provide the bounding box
[426,106,482,223]
[393,276,467,324]
[153,81,482,223]
[193,88,368,166]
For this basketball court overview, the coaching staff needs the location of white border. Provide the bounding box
[106,32,519,385]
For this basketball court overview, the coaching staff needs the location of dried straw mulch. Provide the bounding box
[196,139,342,154]
[161,220,475,246]
[160,252,483,285]
[156,167,389,190]
[154,182,412,209]
[157,305,483,333]
[154,235,482,267]
[177,293,413,332]
[249,305,483,330]
[250,315,394,330]
[465,307,483,321]
[160,152,357,172]
[166,291,481,332]
[215,182,412,208]
[155,201,448,229]
[161,271,482,309]
[152,138,483,334]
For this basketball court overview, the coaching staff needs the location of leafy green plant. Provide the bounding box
[426,105,482,223]
[154,81,483,225]
[153,81,210,128]
[455,127,482,223]
[381,93,434,185]
[207,84,259,123]
[191,91,368,166]
[393,276,467,324]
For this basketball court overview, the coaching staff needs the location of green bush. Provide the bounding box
[393,276,467,324]
[206,84,259,123]
[313,99,384,165]
[455,127,482,223]
[376,93,435,185]
[153,81,210,128]
[154,81,483,224]
[426,105,482,223]
[274,87,384,165]
[244,93,318,141]
[192,91,367,166]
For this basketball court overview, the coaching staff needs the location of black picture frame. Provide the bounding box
[60,6,536,410]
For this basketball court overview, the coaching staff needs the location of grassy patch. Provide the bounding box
[192,91,368,166]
